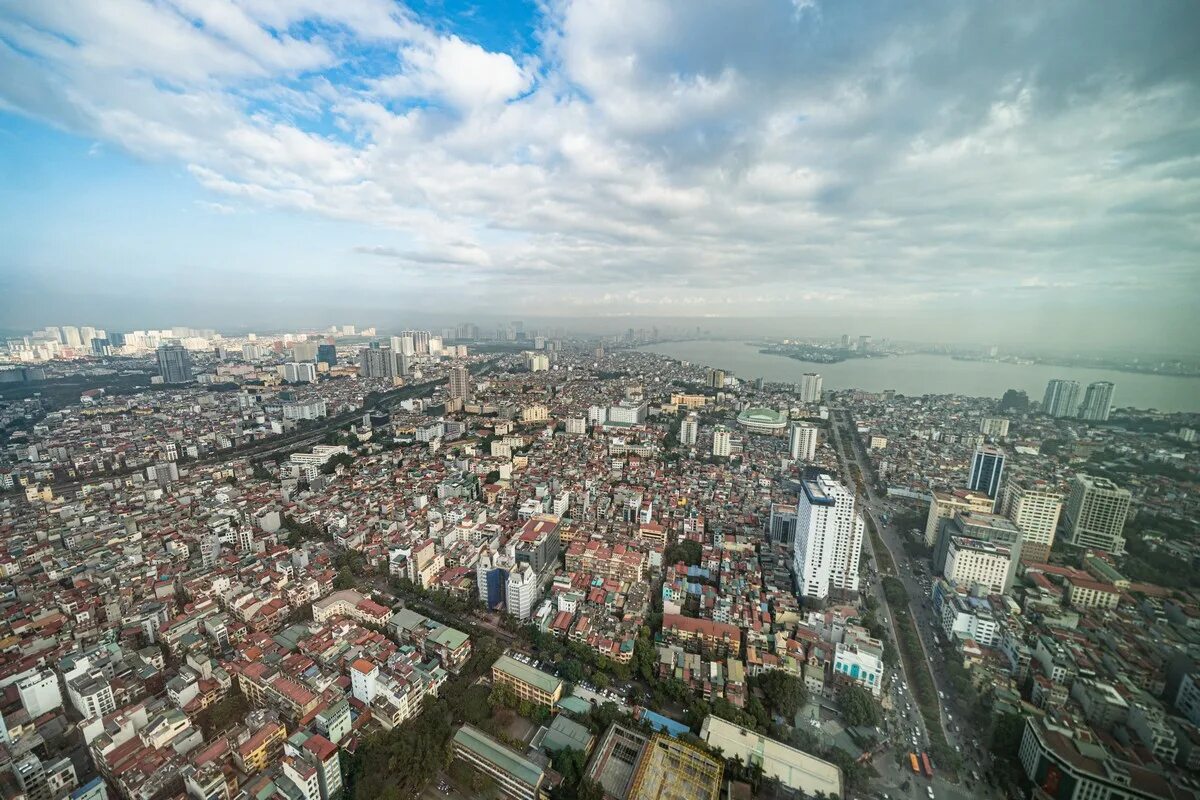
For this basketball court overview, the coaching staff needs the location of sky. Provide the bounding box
[1,0,1198,349]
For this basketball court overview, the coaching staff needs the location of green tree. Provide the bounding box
[663,539,703,566]
[752,670,808,720]
[837,684,878,728]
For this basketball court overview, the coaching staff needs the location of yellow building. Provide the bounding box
[924,489,995,547]
[670,394,708,409]
[1065,577,1121,611]
[491,655,563,708]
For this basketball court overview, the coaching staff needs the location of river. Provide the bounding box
[634,340,1200,413]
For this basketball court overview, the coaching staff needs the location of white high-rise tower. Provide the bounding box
[793,474,864,600]
[789,422,818,461]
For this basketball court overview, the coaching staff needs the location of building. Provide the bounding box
[17,669,63,717]
[944,537,1014,594]
[736,407,787,434]
[452,725,546,800]
[707,368,726,389]
[627,732,723,800]
[283,362,318,383]
[1078,381,1115,422]
[317,343,337,366]
[999,479,1063,562]
[833,626,885,696]
[793,474,864,600]
[968,444,1005,498]
[699,716,841,799]
[932,511,1022,590]
[680,413,699,446]
[1042,379,1081,418]
[608,400,648,425]
[514,514,561,573]
[1018,718,1185,800]
[448,364,471,401]
[711,425,732,457]
[979,417,1010,437]
[923,489,995,547]
[661,615,741,658]
[157,344,193,384]
[358,345,395,380]
[491,655,563,708]
[797,373,823,404]
[506,564,540,620]
[524,352,549,372]
[1065,474,1131,553]
[768,503,798,545]
[1175,673,1200,727]
[1064,577,1121,611]
[789,422,818,461]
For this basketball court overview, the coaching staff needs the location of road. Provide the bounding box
[831,408,995,797]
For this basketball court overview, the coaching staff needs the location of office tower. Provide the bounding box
[506,564,540,620]
[923,489,995,547]
[793,474,865,599]
[90,338,110,356]
[979,417,1010,437]
[1065,474,1131,553]
[707,368,726,389]
[789,422,818,461]
[1078,381,1115,422]
[968,445,1006,498]
[448,364,471,401]
[680,413,699,446]
[1042,379,1081,418]
[858,335,871,352]
[999,479,1063,563]
[292,341,318,362]
[358,346,395,379]
[711,425,732,457]
[797,373,823,404]
[156,344,193,383]
[317,343,337,367]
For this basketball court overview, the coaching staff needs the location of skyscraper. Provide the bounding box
[797,373,823,404]
[1078,381,1115,422]
[793,474,864,600]
[789,422,818,461]
[1065,474,1131,553]
[857,335,871,352]
[447,364,471,401]
[999,479,1063,563]
[358,345,395,379]
[680,413,699,446]
[1042,379,1081,418]
[156,344,193,384]
[317,343,337,367]
[968,445,1006,498]
[707,368,726,389]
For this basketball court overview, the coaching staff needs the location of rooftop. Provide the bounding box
[492,654,563,695]
[453,724,544,788]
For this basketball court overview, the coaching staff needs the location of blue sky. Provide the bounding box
[1,0,1198,346]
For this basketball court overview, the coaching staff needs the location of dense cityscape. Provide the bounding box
[0,324,1195,800]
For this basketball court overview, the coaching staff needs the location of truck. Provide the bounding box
[909,753,921,774]
[921,752,934,779]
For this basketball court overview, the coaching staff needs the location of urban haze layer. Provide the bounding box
[0,322,1198,800]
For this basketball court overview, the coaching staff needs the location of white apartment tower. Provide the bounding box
[797,373,823,404]
[711,425,732,457]
[793,474,865,600]
[789,422,818,461]
[680,413,699,446]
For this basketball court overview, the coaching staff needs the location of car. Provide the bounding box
[927,788,935,799]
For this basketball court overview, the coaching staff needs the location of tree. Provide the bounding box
[663,540,702,566]
[837,684,878,728]
[998,389,1029,412]
[333,568,356,590]
[752,670,808,720]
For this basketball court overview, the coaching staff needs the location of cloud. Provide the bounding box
[1,0,1198,320]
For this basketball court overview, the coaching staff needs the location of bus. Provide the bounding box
[909,753,921,774]
[921,752,934,779]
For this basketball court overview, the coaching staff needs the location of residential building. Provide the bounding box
[711,425,731,457]
[789,422,818,461]
[448,364,471,401]
[944,537,1014,594]
[157,344,193,384]
[797,373,822,404]
[979,417,1010,437]
[1078,381,1115,422]
[999,479,1063,562]
[1042,379,1081,418]
[923,489,995,547]
[680,413,699,446]
[506,564,540,620]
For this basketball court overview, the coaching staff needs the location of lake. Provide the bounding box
[635,340,1200,413]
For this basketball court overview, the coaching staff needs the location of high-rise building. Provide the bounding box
[156,344,193,384]
[768,502,798,545]
[61,325,82,348]
[797,373,823,404]
[317,343,337,366]
[999,479,1063,563]
[401,330,430,354]
[968,445,1005,498]
[857,335,871,352]
[283,362,317,383]
[979,417,1010,437]
[680,413,699,446]
[923,489,995,547]
[448,364,471,401]
[525,352,549,372]
[793,474,864,600]
[506,564,541,620]
[1042,379,1081,418]
[931,511,1022,591]
[789,422,818,461]
[1065,474,1131,553]
[711,425,732,457]
[358,345,395,379]
[292,341,319,362]
[840,334,850,349]
[707,368,726,389]
[1078,381,1115,422]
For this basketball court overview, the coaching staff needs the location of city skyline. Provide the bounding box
[1,1,1198,348]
